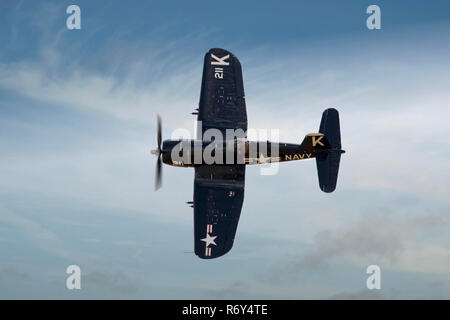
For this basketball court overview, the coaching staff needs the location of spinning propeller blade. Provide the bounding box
[152,114,163,191]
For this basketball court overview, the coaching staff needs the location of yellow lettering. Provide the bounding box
[312,135,325,147]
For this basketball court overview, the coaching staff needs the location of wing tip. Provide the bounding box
[205,48,238,60]
[195,245,233,259]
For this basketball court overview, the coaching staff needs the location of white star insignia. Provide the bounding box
[201,233,217,247]
[258,153,269,164]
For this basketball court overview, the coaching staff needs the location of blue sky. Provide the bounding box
[0,0,450,299]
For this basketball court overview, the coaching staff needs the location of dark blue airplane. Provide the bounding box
[152,48,345,259]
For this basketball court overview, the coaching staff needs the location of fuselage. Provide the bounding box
[160,139,317,167]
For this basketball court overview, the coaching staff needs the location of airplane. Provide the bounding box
[151,48,345,259]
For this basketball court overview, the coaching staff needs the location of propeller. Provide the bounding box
[151,114,163,190]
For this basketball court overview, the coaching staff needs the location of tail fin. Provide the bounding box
[315,108,344,193]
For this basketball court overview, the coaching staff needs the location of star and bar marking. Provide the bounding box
[201,224,217,257]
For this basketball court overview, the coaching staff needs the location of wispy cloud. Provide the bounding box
[0,206,56,241]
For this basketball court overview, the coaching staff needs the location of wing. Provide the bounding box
[197,48,247,137]
[193,164,245,259]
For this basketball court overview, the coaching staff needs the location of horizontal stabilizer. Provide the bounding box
[316,108,343,193]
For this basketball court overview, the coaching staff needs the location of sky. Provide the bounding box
[0,0,450,299]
